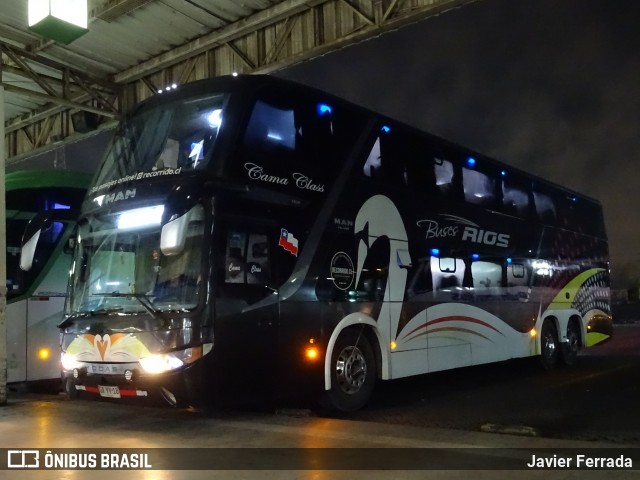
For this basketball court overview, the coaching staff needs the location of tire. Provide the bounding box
[540,320,559,370]
[561,320,581,366]
[65,378,79,400]
[323,329,376,413]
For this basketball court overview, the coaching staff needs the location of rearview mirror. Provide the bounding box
[20,213,53,271]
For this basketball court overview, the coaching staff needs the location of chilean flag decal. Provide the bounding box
[278,228,299,256]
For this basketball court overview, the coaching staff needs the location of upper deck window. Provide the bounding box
[462,166,497,207]
[237,93,364,198]
[533,190,557,224]
[244,101,296,151]
[501,176,531,217]
[93,93,228,190]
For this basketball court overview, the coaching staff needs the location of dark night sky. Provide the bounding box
[277,0,640,288]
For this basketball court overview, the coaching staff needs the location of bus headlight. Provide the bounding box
[61,352,82,371]
[139,343,212,374]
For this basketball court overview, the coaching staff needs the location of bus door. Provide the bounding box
[214,219,280,400]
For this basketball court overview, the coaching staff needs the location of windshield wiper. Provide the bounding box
[91,292,166,323]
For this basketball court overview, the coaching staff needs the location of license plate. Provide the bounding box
[98,385,121,398]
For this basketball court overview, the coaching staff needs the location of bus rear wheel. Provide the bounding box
[561,320,581,366]
[540,320,559,370]
[323,329,376,413]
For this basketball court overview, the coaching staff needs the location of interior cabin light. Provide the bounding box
[207,109,222,128]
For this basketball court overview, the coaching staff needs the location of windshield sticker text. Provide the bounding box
[90,167,183,194]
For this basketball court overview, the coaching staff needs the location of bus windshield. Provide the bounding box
[68,205,205,315]
[92,93,228,190]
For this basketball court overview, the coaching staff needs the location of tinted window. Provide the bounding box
[225,231,271,286]
[434,157,456,197]
[95,93,228,188]
[238,94,364,198]
[471,260,502,289]
[502,176,531,217]
[463,167,497,206]
[362,126,411,187]
[533,190,557,224]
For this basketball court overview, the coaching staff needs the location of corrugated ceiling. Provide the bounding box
[1,0,283,123]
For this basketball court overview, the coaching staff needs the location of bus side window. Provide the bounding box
[470,260,502,289]
[361,127,411,187]
[462,165,498,208]
[362,137,382,178]
[434,157,456,198]
[224,231,271,285]
[244,101,296,155]
[406,258,433,298]
[502,176,531,217]
[533,190,557,224]
[507,262,528,287]
[431,256,465,290]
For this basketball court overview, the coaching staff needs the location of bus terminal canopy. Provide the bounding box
[0,0,478,162]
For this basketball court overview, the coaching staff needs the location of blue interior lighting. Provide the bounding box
[506,257,513,264]
[472,254,480,260]
[381,125,391,133]
[467,157,476,167]
[430,248,440,256]
[317,103,332,116]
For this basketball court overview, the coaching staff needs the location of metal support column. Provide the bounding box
[0,79,7,405]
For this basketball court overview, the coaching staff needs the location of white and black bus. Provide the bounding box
[22,75,611,411]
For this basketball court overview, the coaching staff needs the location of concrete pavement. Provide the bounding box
[1,392,639,479]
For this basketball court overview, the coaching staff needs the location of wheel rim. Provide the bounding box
[543,329,556,363]
[335,345,367,395]
[567,325,579,354]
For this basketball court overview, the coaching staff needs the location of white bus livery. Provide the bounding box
[8,170,89,390]
[22,75,612,410]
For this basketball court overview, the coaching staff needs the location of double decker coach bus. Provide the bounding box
[22,75,611,410]
[7,169,90,390]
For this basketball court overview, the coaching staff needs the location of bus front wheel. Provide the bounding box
[323,329,376,413]
[540,320,559,370]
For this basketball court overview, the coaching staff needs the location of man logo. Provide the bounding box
[462,226,510,248]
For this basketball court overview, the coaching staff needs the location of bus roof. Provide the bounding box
[130,74,602,207]
[6,170,92,192]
